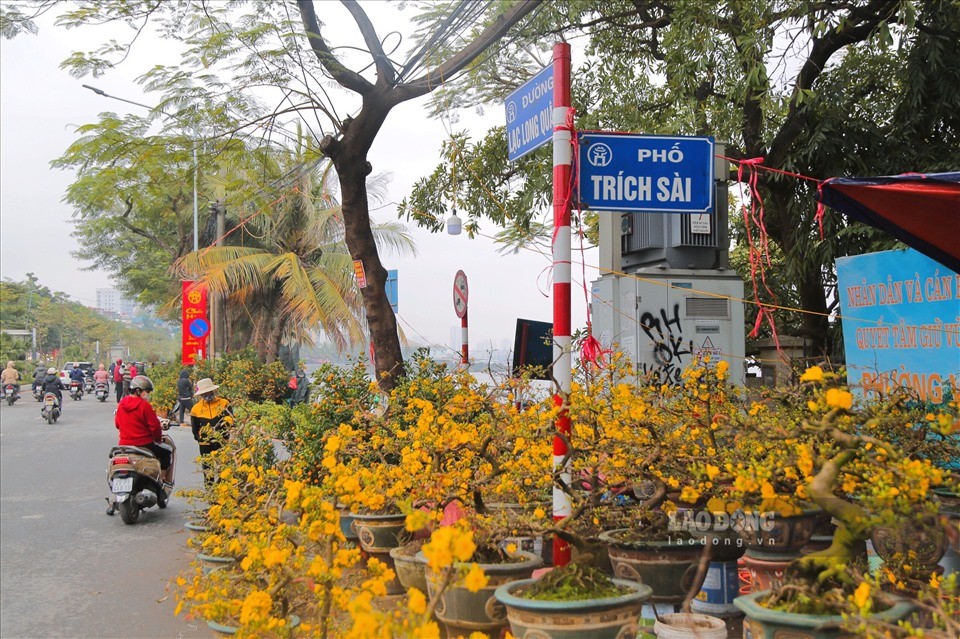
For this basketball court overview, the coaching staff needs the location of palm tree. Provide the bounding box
[173,136,416,362]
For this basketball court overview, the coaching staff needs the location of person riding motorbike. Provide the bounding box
[190,378,233,487]
[93,364,110,385]
[1,361,21,399]
[32,365,46,394]
[69,365,85,395]
[40,367,62,410]
[114,375,173,484]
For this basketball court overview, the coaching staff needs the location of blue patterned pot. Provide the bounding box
[734,590,915,638]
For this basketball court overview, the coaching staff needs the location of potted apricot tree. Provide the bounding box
[731,367,960,638]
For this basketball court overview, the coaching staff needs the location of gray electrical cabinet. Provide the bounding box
[591,270,745,385]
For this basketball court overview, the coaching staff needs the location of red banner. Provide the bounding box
[181,281,209,365]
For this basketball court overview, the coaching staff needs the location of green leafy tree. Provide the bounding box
[3,0,541,390]
[404,0,960,358]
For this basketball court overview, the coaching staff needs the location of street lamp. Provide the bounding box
[446,209,462,235]
[82,84,199,252]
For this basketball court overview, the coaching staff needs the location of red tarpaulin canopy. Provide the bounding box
[817,172,960,273]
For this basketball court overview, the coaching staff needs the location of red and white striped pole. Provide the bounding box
[551,42,573,567]
[460,310,469,367]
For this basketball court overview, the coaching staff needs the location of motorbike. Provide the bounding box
[105,423,176,525]
[94,381,109,402]
[69,380,84,401]
[83,377,95,394]
[33,385,43,402]
[4,383,19,406]
[40,392,61,424]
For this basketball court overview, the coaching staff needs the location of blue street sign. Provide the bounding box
[386,269,398,313]
[505,64,554,162]
[189,318,209,339]
[578,133,715,213]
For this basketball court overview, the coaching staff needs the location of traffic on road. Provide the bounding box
[0,385,212,638]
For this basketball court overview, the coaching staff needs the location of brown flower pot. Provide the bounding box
[737,508,820,555]
[598,529,708,604]
[871,514,950,572]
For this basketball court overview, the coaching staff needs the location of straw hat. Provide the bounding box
[194,378,220,396]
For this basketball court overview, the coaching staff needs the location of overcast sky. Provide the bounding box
[0,2,595,356]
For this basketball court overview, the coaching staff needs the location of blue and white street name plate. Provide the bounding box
[578,133,715,213]
[505,65,554,162]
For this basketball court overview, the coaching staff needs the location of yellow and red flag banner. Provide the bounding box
[181,281,209,365]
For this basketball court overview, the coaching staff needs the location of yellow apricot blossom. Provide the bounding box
[851,581,871,611]
[800,366,824,382]
[407,587,427,615]
[825,388,853,410]
[238,589,272,625]
[463,564,489,593]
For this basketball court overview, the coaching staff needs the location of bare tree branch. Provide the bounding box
[297,0,373,96]
[340,0,396,87]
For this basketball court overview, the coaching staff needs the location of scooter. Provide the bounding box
[83,377,95,394]
[33,385,43,402]
[105,422,176,525]
[69,380,83,401]
[41,392,61,424]
[94,381,109,402]
[3,383,19,406]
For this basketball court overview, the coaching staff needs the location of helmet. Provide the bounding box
[47,367,57,374]
[130,375,154,393]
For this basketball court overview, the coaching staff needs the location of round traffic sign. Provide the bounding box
[453,270,468,319]
[189,318,210,338]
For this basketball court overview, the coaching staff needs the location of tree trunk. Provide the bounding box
[327,103,405,391]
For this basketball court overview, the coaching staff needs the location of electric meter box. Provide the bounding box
[591,269,745,385]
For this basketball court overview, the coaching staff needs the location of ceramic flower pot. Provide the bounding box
[598,529,707,604]
[336,505,359,542]
[737,508,820,555]
[206,615,300,636]
[389,542,428,594]
[653,612,727,639]
[871,514,949,571]
[350,510,409,553]
[741,549,797,594]
[734,590,915,639]
[352,510,409,595]
[494,577,652,639]
[421,549,543,639]
[196,553,235,575]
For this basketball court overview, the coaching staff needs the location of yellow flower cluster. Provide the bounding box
[421,525,476,572]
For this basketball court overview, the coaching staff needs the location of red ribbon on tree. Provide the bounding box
[736,157,780,344]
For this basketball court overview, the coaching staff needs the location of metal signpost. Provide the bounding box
[453,270,469,366]
[505,64,555,162]
[578,133,715,213]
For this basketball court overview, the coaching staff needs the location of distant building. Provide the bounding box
[96,288,138,319]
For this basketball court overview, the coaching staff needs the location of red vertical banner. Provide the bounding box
[182,281,209,365]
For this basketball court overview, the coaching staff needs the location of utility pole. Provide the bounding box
[208,200,226,356]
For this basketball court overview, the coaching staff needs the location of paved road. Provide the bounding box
[1,388,212,639]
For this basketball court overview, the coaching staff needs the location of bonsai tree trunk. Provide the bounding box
[793,447,867,584]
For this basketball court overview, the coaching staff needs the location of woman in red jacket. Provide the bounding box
[114,375,173,484]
